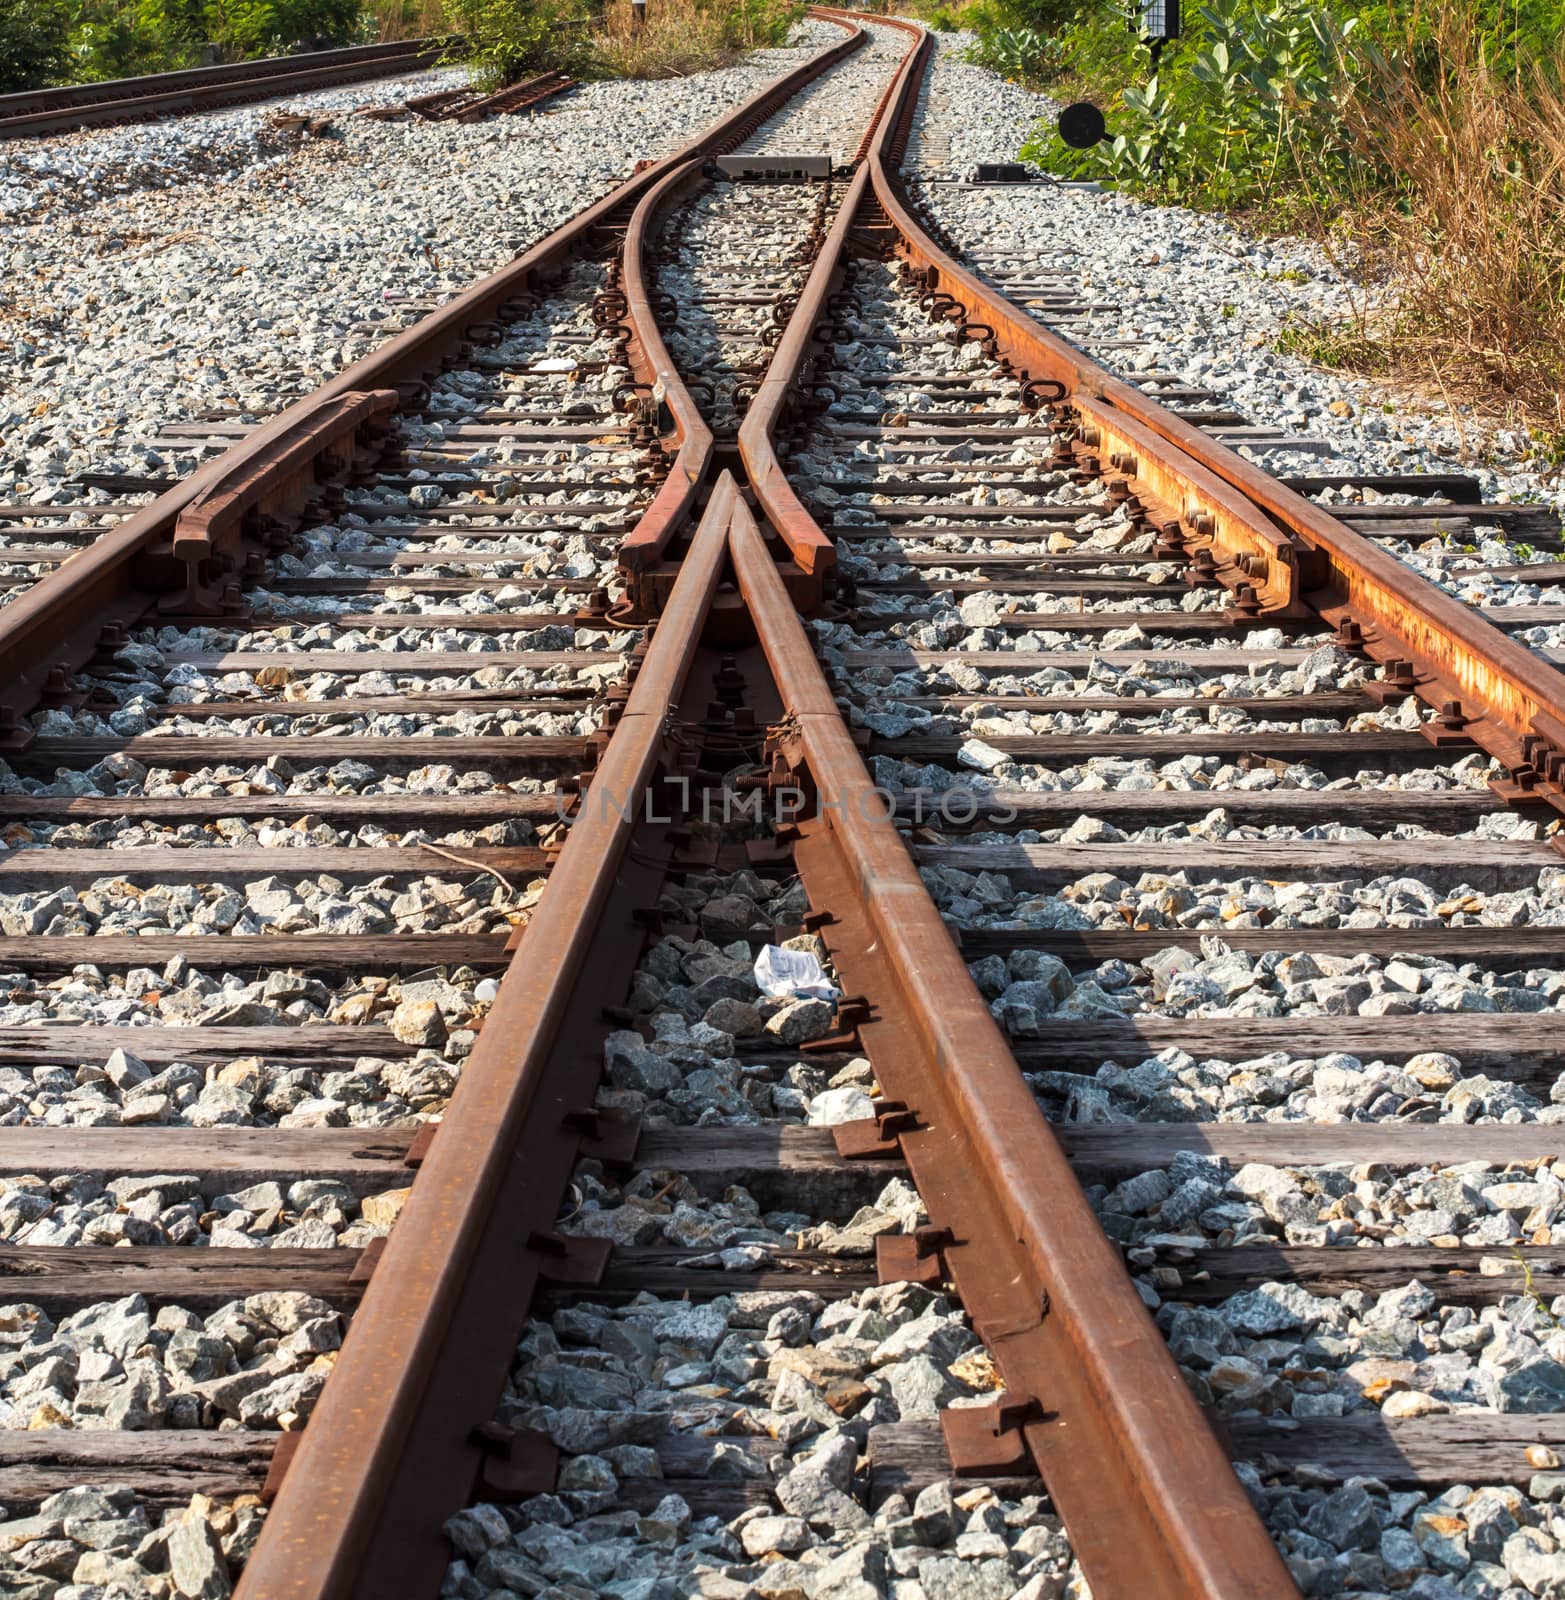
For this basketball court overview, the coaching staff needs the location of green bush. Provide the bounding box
[964,24,1057,81]
[439,0,580,84]
[1020,0,1357,208]
[0,0,75,89]
[200,0,361,53]
[25,0,368,86]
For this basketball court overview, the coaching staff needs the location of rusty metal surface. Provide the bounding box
[735,163,867,597]
[172,388,397,570]
[237,477,739,1600]
[615,158,718,591]
[857,19,1565,819]
[0,17,864,728]
[727,493,1297,1598]
[0,39,449,139]
[442,69,573,120]
[734,11,921,603]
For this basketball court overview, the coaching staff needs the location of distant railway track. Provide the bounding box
[1,10,1564,1599]
[0,37,451,139]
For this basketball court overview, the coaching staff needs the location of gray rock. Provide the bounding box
[604,1032,684,1097]
[444,1503,512,1563]
[814,1540,887,1600]
[775,1465,871,1533]
[1303,1484,1381,1552]
[1485,1357,1565,1413]
[885,1354,961,1418]
[168,1513,231,1599]
[1219,1286,1315,1336]
[740,1515,812,1556]
[915,1555,1018,1600]
[1504,1527,1565,1595]
[909,1480,955,1546]
[766,998,836,1046]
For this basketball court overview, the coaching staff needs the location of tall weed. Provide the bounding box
[1331,2,1565,424]
[591,0,796,77]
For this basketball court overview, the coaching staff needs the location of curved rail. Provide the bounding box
[726,16,1299,1595]
[0,38,449,139]
[0,17,864,730]
[616,14,865,607]
[731,490,1297,1599]
[733,10,920,604]
[859,23,1565,822]
[223,23,872,1599]
[614,156,721,592]
[237,477,738,1600]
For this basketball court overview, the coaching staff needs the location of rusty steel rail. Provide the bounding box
[613,163,725,598]
[857,22,1565,825]
[735,160,869,600]
[238,475,741,1599]
[728,460,1297,1597]
[719,12,1304,1592]
[732,13,924,608]
[615,16,870,613]
[396,68,575,123]
[0,38,450,139]
[0,16,864,731]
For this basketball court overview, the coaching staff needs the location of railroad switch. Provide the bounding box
[941,1393,1046,1477]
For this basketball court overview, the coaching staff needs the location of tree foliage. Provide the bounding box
[1,0,367,90]
[0,0,75,90]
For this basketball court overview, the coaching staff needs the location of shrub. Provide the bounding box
[0,0,75,89]
[364,0,444,39]
[439,0,584,84]
[70,2,194,81]
[1020,0,1357,210]
[964,24,1056,82]
[200,0,361,54]
[441,0,799,88]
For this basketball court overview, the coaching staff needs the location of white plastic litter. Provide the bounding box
[753,944,841,1002]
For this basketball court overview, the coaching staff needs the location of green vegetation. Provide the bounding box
[946,0,1565,428]
[1017,0,1357,212]
[1,0,78,89]
[1273,315,1390,374]
[0,0,793,96]
[441,0,800,89]
[0,0,404,91]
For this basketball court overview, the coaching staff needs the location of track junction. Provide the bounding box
[2,12,1565,1598]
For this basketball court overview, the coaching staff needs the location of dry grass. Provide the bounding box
[366,0,449,40]
[1327,1,1565,435]
[589,0,797,78]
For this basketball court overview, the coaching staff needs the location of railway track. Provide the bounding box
[0,38,451,140]
[2,10,1565,1600]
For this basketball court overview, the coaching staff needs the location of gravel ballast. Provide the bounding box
[904,32,1565,517]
